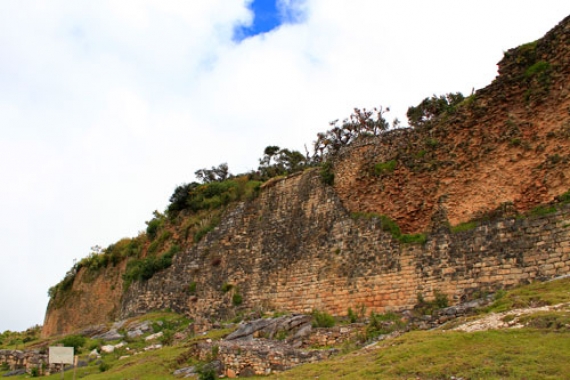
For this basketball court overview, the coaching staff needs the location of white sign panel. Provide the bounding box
[49,347,74,364]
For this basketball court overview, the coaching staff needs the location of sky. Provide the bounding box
[1,1,569,332]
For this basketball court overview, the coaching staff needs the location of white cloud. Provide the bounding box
[0,0,569,331]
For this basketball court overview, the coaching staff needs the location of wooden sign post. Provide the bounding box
[48,347,74,379]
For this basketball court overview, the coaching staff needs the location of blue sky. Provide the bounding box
[235,0,283,41]
[1,1,569,332]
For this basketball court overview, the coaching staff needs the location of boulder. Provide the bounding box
[100,345,115,354]
[93,329,123,341]
[145,332,163,341]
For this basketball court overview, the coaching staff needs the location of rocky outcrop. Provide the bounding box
[334,15,570,233]
[42,263,125,337]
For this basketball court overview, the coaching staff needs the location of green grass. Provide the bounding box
[11,279,570,379]
[483,277,570,313]
[451,220,478,233]
[525,60,551,78]
[351,212,426,244]
[270,329,570,379]
[397,233,427,244]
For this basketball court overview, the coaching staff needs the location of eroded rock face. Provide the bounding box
[42,263,125,338]
[333,15,570,234]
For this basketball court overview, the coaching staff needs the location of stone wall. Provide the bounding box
[0,349,47,375]
[195,340,337,377]
[120,169,570,322]
[42,16,570,337]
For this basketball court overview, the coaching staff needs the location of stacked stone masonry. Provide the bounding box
[0,350,47,375]
[120,170,570,322]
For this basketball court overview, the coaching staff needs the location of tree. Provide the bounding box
[313,106,392,161]
[258,146,308,180]
[194,163,230,184]
[406,92,464,129]
[167,182,199,214]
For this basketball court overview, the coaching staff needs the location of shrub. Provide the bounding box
[221,283,233,293]
[199,369,218,380]
[415,290,449,315]
[525,60,551,78]
[320,161,334,185]
[434,290,449,308]
[30,367,40,377]
[145,215,164,241]
[99,362,110,372]
[312,310,335,328]
[366,311,405,340]
[557,189,570,203]
[188,282,197,294]
[159,329,174,346]
[378,214,401,237]
[232,293,243,306]
[122,246,179,289]
[58,335,86,352]
[347,307,358,323]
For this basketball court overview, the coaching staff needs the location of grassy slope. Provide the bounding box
[2,279,570,379]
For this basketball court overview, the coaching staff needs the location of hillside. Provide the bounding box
[3,276,570,378]
[41,13,570,344]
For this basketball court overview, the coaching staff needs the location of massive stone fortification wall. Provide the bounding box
[120,169,570,321]
[42,16,570,337]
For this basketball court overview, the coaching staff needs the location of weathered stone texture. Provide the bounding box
[42,263,125,337]
[0,349,47,375]
[42,15,570,337]
[195,340,337,377]
[120,169,570,322]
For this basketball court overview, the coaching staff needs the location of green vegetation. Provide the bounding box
[484,277,570,313]
[313,106,393,159]
[398,233,427,244]
[220,283,233,293]
[123,245,180,290]
[0,325,41,349]
[415,290,449,316]
[58,334,86,352]
[145,212,165,241]
[347,305,366,324]
[406,92,464,129]
[527,204,558,218]
[232,292,243,306]
[451,220,478,234]
[365,311,406,340]
[319,161,334,185]
[373,160,397,176]
[11,278,570,379]
[350,212,426,245]
[271,329,570,380]
[312,310,336,328]
[525,60,551,78]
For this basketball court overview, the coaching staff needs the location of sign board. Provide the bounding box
[49,347,74,364]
